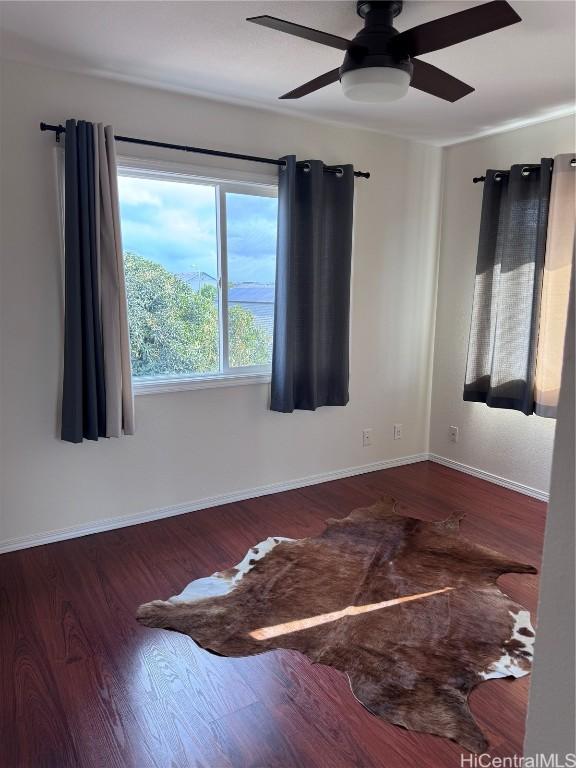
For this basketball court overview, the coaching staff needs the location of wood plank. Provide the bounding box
[0,551,80,767]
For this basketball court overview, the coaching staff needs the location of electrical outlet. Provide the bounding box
[362,428,373,447]
[393,423,402,440]
[449,425,459,443]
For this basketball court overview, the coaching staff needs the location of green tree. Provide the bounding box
[123,252,271,377]
[229,304,271,368]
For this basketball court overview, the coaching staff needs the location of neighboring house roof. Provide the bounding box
[178,271,217,287]
[229,284,275,338]
[228,284,275,303]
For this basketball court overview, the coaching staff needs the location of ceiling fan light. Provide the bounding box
[341,66,411,102]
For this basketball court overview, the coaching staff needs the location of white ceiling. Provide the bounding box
[0,1,574,145]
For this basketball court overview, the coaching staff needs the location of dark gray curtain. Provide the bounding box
[61,119,107,442]
[464,159,553,415]
[271,156,354,413]
[61,119,134,443]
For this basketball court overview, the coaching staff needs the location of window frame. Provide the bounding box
[116,156,278,395]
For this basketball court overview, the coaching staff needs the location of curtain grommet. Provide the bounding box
[570,158,576,167]
[521,166,531,177]
[302,162,311,173]
[494,173,503,182]
[335,167,344,178]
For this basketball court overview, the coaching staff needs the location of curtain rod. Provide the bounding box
[39,123,371,179]
[474,158,576,183]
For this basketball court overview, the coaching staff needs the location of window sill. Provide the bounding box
[133,372,271,396]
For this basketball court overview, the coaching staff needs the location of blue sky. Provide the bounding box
[118,176,277,283]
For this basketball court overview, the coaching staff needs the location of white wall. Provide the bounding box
[429,116,575,496]
[0,60,443,548]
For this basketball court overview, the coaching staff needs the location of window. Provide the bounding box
[117,162,278,392]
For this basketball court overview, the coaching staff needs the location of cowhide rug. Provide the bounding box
[136,497,537,753]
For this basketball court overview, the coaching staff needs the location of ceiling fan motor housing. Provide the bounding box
[340,0,412,80]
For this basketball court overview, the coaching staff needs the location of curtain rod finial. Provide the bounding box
[40,122,66,143]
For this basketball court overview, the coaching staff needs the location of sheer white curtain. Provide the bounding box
[96,124,134,438]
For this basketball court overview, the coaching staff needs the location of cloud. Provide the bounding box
[118,176,277,282]
[117,176,163,207]
[226,193,277,282]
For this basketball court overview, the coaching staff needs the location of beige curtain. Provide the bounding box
[96,124,135,436]
[534,154,576,418]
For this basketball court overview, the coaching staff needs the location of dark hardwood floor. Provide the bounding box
[0,461,547,768]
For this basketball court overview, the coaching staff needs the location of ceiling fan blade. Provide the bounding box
[247,15,351,51]
[279,68,341,99]
[410,59,474,102]
[390,1,521,58]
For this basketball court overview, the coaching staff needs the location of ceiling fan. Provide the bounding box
[247,1,521,103]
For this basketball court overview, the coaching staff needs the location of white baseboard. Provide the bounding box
[427,453,549,502]
[0,453,428,554]
[0,451,548,555]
